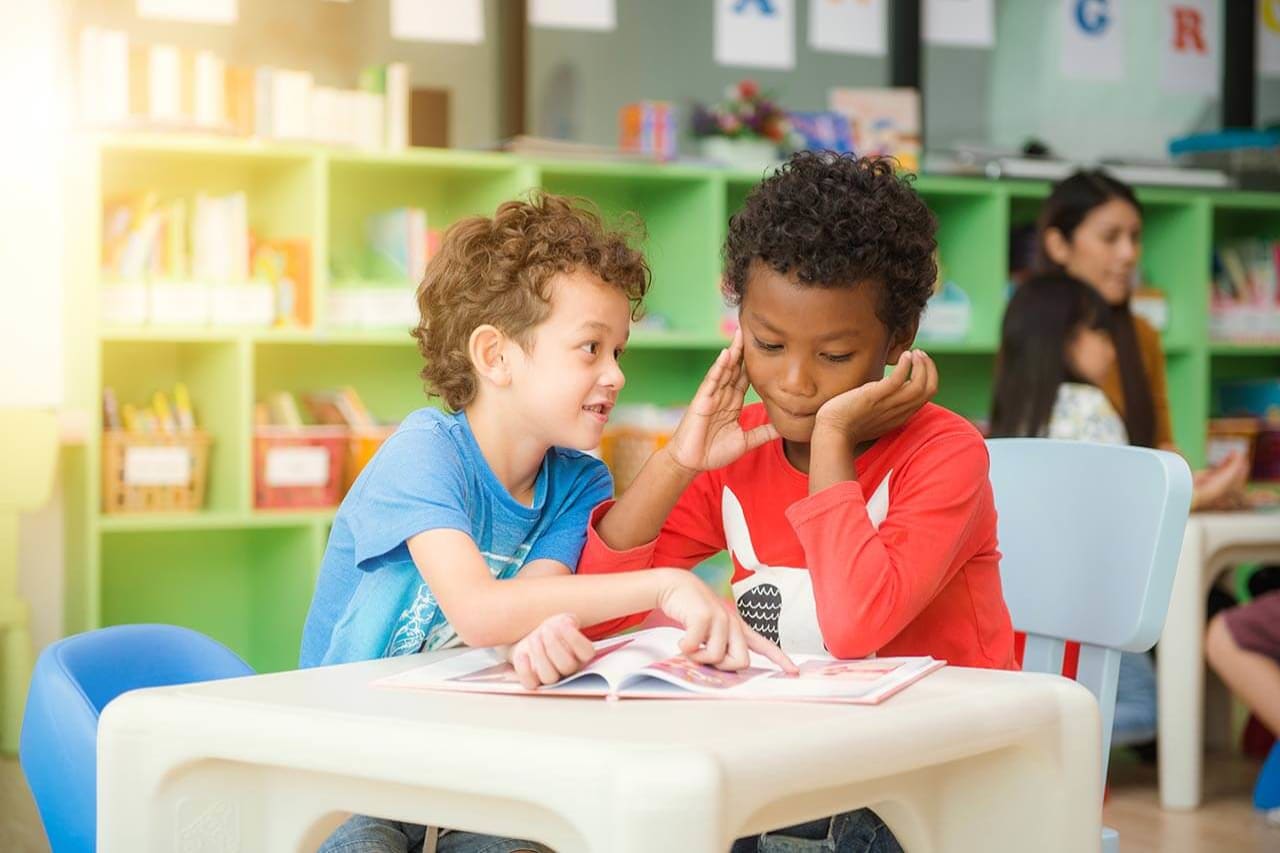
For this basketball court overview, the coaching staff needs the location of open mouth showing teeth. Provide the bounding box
[583,404,610,415]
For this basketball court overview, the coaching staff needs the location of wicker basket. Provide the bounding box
[102,430,212,513]
[599,427,672,494]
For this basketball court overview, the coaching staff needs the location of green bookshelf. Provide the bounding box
[62,133,1279,671]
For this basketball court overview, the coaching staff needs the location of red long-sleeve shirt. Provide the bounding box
[581,403,1016,669]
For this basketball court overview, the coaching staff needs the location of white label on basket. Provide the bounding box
[123,446,193,486]
[265,447,330,488]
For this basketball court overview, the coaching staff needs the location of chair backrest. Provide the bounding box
[987,439,1191,777]
[19,624,253,853]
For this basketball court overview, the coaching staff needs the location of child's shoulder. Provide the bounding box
[547,444,608,472]
[896,403,987,455]
[540,446,613,507]
[366,408,470,472]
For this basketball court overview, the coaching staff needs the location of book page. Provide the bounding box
[619,654,943,704]
[373,628,682,696]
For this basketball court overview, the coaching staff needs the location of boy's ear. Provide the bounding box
[886,317,919,364]
[468,324,512,387]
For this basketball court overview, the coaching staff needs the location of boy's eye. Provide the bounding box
[580,341,599,355]
[821,352,853,363]
[753,337,783,353]
[613,347,625,360]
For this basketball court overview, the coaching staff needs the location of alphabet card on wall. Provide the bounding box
[715,0,796,70]
[1060,0,1125,82]
[808,0,887,57]
[1258,0,1280,77]
[1160,0,1218,96]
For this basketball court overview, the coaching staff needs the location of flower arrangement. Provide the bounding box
[691,80,794,144]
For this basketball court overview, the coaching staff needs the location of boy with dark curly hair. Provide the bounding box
[303,192,792,853]
[576,153,1016,852]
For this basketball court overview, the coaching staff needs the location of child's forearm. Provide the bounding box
[595,447,697,549]
[807,425,857,495]
[449,569,677,648]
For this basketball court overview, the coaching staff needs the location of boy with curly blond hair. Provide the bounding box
[303,192,791,853]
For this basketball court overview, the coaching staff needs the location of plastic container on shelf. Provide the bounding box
[253,426,347,509]
[1170,130,1280,190]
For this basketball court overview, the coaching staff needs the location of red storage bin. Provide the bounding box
[254,426,347,509]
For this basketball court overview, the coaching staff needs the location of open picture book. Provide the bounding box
[374,627,945,704]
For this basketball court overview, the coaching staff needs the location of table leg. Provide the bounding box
[590,751,726,853]
[1158,520,1205,810]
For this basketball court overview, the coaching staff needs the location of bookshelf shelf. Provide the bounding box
[1210,343,1280,357]
[97,509,334,533]
[66,133,1278,671]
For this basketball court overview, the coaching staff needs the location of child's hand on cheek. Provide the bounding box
[663,328,780,474]
[505,613,597,689]
[813,350,938,449]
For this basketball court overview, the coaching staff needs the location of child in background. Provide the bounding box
[989,271,1158,749]
[579,152,1016,853]
[989,272,1127,443]
[304,192,792,853]
[1207,592,1280,823]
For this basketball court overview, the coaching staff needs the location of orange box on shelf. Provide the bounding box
[346,425,399,491]
[253,426,347,509]
[102,430,211,513]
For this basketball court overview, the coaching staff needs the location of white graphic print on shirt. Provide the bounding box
[725,472,892,655]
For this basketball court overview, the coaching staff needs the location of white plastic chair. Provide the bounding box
[987,439,1192,853]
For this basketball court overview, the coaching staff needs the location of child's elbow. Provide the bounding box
[449,614,508,649]
[820,616,889,659]
[824,633,879,660]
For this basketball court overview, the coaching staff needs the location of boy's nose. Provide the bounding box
[601,360,625,390]
[778,359,816,397]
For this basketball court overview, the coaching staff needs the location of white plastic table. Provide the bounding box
[98,654,1102,853]
[1158,510,1280,810]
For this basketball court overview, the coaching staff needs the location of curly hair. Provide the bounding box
[723,152,938,337]
[413,191,650,411]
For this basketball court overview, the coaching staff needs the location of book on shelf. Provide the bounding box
[374,627,945,704]
[303,387,376,430]
[366,208,429,285]
[1212,239,1280,342]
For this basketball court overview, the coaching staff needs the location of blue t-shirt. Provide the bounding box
[299,408,613,667]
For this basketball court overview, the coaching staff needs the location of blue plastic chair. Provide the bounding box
[19,624,254,853]
[1257,741,1280,813]
[987,439,1192,853]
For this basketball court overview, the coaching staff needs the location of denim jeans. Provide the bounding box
[731,808,903,853]
[317,815,553,853]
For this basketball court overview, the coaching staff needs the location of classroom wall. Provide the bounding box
[526,0,888,149]
[529,0,1278,162]
[988,0,1219,162]
[5,3,70,656]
